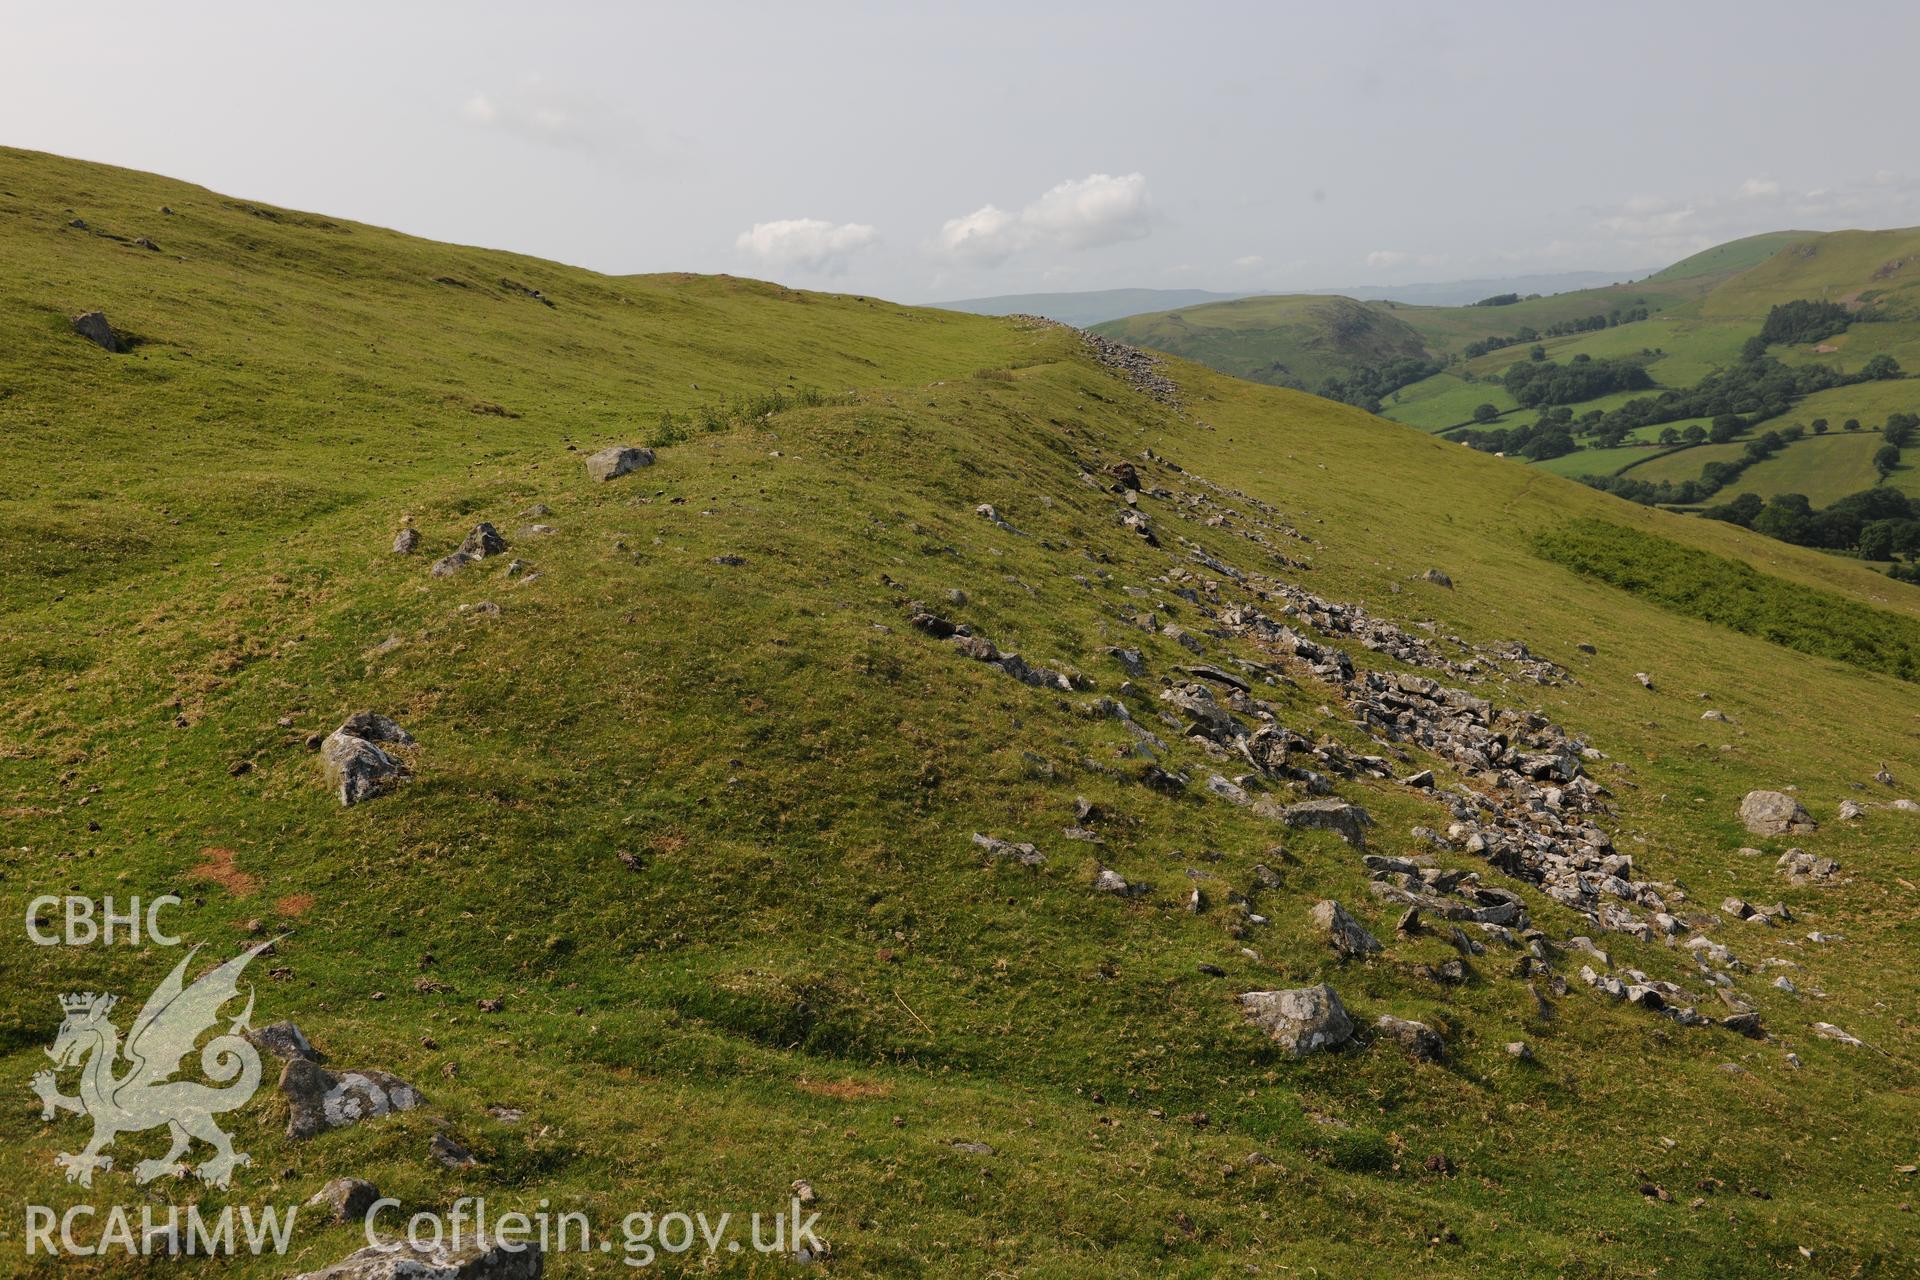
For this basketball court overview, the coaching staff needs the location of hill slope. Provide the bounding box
[4,148,1919,1278]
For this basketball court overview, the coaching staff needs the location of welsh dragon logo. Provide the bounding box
[32,941,271,1188]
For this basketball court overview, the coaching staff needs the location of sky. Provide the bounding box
[6,1,1920,303]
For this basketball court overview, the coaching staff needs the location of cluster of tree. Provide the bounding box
[1458,306,1652,360]
[1502,354,1654,407]
[1319,355,1444,414]
[1577,349,1900,439]
[1703,487,1920,568]
[1471,293,1523,307]
[1541,306,1650,338]
[1758,298,1855,346]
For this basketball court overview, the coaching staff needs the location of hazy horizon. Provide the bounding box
[7,2,1919,301]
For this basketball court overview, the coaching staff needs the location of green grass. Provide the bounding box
[1723,432,1897,505]
[1092,293,1429,391]
[1376,373,1517,431]
[1534,517,1920,681]
[1530,444,1666,478]
[4,147,1920,1278]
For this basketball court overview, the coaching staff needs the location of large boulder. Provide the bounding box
[289,1235,540,1279]
[321,732,406,806]
[280,1058,423,1140]
[71,310,122,352]
[1310,900,1382,958]
[584,445,655,481]
[1281,799,1373,846]
[1739,790,1816,836]
[1238,984,1354,1057]
[306,1177,380,1224]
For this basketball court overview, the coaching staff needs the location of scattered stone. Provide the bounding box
[459,522,508,559]
[1775,848,1840,883]
[1311,899,1382,958]
[1093,866,1148,897]
[71,310,122,352]
[431,1132,479,1169]
[430,550,476,577]
[247,1020,319,1063]
[306,1177,380,1224]
[392,528,420,555]
[584,445,655,481]
[1701,709,1730,723]
[1238,984,1354,1057]
[1739,790,1816,836]
[1373,1015,1444,1061]
[1721,1012,1766,1039]
[338,711,414,745]
[1810,1022,1863,1047]
[279,1058,422,1140]
[1420,569,1453,589]
[321,716,410,807]
[971,832,1046,867]
[1837,799,1865,821]
[1635,672,1654,689]
[1280,799,1372,846]
[1874,765,1896,787]
[1505,1041,1532,1060]
[949,1140,994,1156]
[290,1235,540,1280]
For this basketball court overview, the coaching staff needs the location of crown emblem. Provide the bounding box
[60,992,116,1018]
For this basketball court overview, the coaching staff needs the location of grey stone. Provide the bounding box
[321,731,406,806]
[289,1235,540,1279]
[1420,568,1453,588]
[306,1177,380,1224]
[1310,900,1382,958]
[584,446,655,481]
[970,831,1046,867]
[459,522,508,559]
[1739,790,1816,836]
[337,712,414,746]
[71,310,122,352]
[1281,799,1373,846]
[431,1132,479,1169]
[279,1058,422,1140]
[1373,1015,1444,1061]
[1238,984,1353,1057]
[392,528,420,555]
[247,1020,319,1063]
[431,550,476,577]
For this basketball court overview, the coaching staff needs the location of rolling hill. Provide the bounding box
[4,147,1920,1278]
[1098,230,1920,570]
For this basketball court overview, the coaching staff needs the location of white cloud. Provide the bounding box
[1366,249,1412,270]
[459,81,597,148]
[1233,254,1266,269]
[1738,177,1780,199]
[734,218,878,275]
[936,173,1152,265]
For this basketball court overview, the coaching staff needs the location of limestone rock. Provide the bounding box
[584,445,654,481]
[306,1177,380,1224]
[321,731,407,807]
[1373,1015,1444,1061]
[1420,568,1453,588]
[71,310,122,352]
[1739,790,1816,836]
[247,1020,320,1063]
[289,1235,540,1279]
[392,528,420,555]
[1310,899,1382,958]
[1238,984,1353,1057]
[280,1058,422,1140]
[1281,799,1373,846]
[459,522,508,559]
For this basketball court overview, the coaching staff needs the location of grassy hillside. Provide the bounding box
[934,288,1252,328]
[1091,294,1431,393]
[4,148,1920,1278]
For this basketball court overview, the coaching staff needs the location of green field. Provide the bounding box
[5,148,1920,1278]
[1530,443,1667,478]
[1723,432,1895,505]
[1377,373,1516,430]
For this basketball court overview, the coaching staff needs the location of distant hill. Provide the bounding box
[1098,226,1920,562]
[935,271,1655,327]
[935,288,1253,327]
